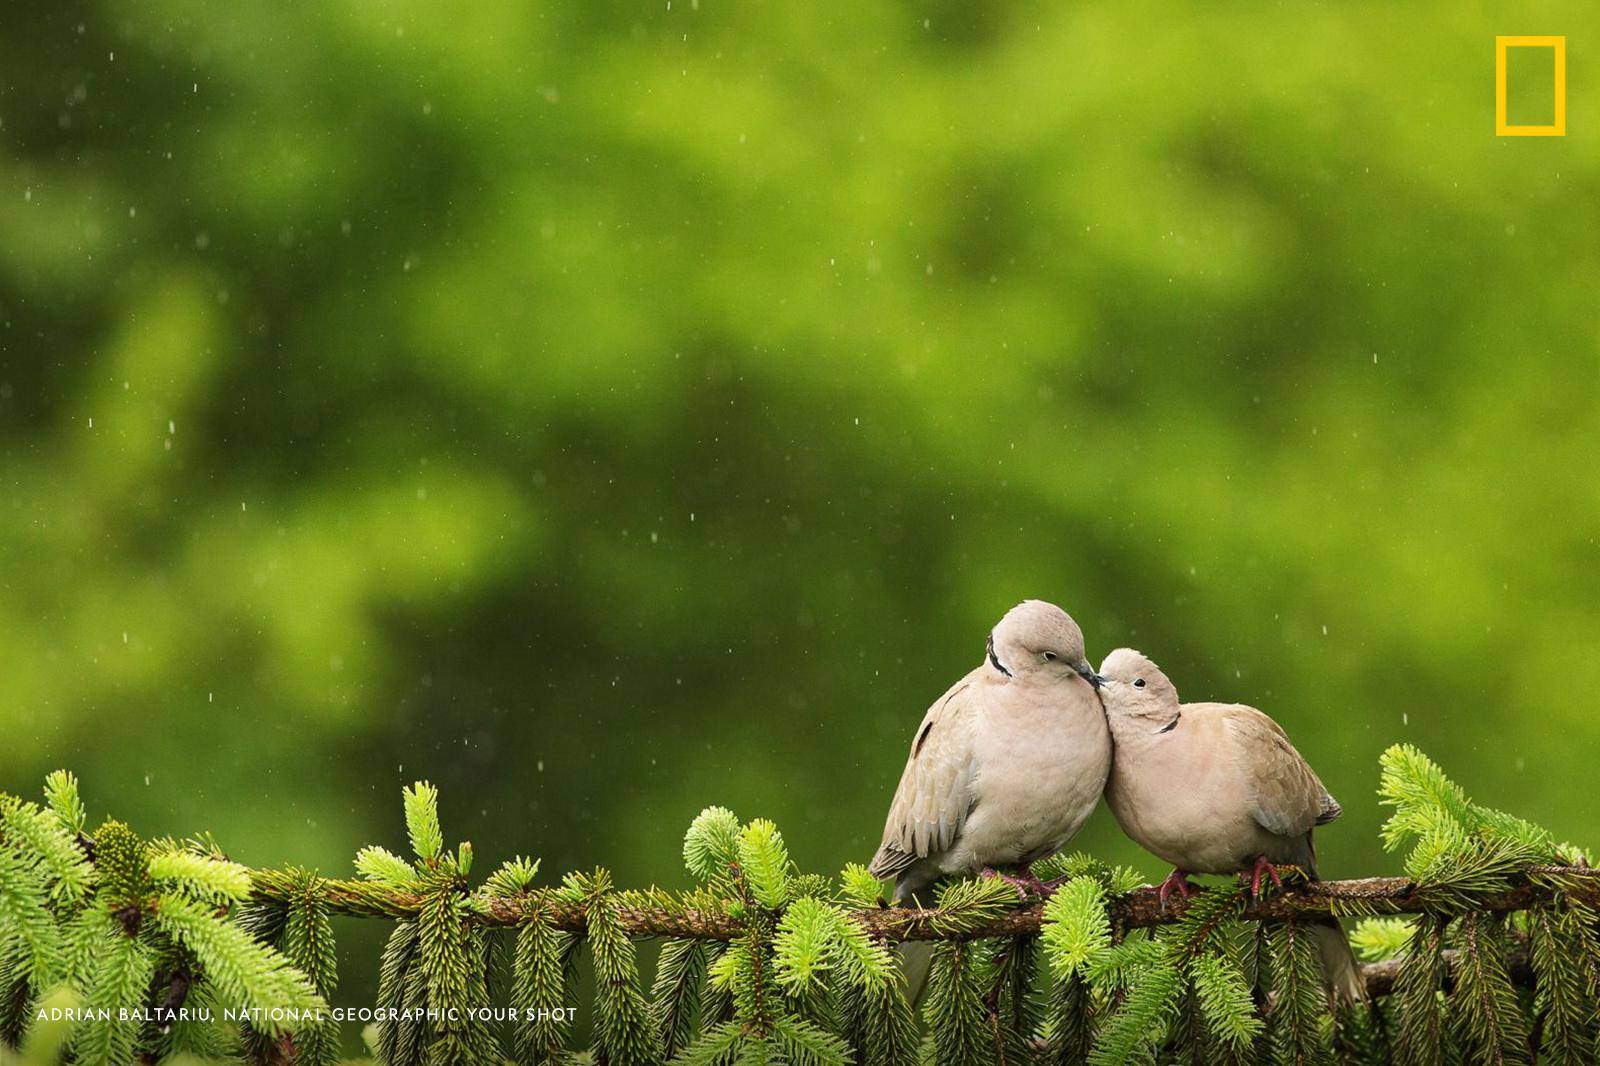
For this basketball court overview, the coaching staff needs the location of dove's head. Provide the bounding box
[1096,648,1180,719]
[987,600,1100,687]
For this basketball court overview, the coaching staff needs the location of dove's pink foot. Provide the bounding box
[981,865,1048,897]
[1240,855,1284,899]
[1157,868,1195,910]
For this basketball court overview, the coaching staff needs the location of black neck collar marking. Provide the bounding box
[986,633,1012,677]
[1154,712,1180,734]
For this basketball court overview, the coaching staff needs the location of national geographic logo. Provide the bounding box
[1496,36,1566,137]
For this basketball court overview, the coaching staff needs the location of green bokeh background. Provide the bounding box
[2,0,1597,1004]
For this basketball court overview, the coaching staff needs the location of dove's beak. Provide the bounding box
[1074,664,1106,690]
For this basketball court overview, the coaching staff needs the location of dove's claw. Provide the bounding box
[981,865,1050,899]
[1241,855,1284,899]
[1157,869,1195,911]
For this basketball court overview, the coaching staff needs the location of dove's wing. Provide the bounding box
[1216,703,1340,839]
[868,668,987,880]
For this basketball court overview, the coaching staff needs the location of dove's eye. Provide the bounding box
[1043,652,1057,662]
[1134,678,1147,688]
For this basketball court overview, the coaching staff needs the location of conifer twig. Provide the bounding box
[1358,943,1534,998]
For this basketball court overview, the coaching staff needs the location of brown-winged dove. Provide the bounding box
[868,600,1111,905]
[1097,647,1364,1003]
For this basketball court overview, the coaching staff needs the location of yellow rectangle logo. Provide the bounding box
[1496,36,1566,136]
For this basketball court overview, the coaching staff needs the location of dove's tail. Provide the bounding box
[897,941,935,1007]
[886,870,942,1005]
[1311,917,1367,1005]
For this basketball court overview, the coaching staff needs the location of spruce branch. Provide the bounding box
[10,746,1600,1066]
[1264,920,1333,1066]
[1393,915,1450,1066]
[417,877,502,1064]
[482,855,541,898]
[652,937,709,1060]
[0,846,64,990]
[921,876,1027,938]
[240,866,1600,941]
[2,799,96,908]
[683,807,742,887]
[673,1018,744,1065]
[1039,875,1110,979]
[147,849,253,903]
[736,820,792,911]
[374,918,423,1066]
[923,940,993,1066]
[41,771,88,838]
[279,871,340,1066]
[772,897,837,995]
[843,966,917,1066]
[1528,896,1600,1063]
[1190,951,1263,1052]
[151,893,325,1036]
[70,926,155,1065]
[510,900,576,1064]
[577,869,661,1065]
[1450,911,1530,1065]
[769,1014,852,1066]
[403,781,445,865]
[1379,743,1480,850]
[355,845,422,889]
[838,864,887,908]
[1040,967,1095,1066]
[1350,916,1415,961]
[988,934,1042,1064]
[1086,952,1181,1066]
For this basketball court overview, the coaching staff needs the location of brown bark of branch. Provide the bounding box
[1358,943,1534,998]
[240,868,1578,1011]
[250,865,1600,941]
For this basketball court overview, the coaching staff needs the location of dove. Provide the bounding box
[867,600,1112,905]
[1097,647,1364,1003]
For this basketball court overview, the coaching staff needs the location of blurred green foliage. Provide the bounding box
[1,0,1597,1003]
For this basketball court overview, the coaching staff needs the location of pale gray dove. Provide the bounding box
[1097,647,1364,1003]
[868,600,1111,905]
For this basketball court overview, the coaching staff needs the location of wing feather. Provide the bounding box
[1219,705,1338,840]
[868,673,984,879]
